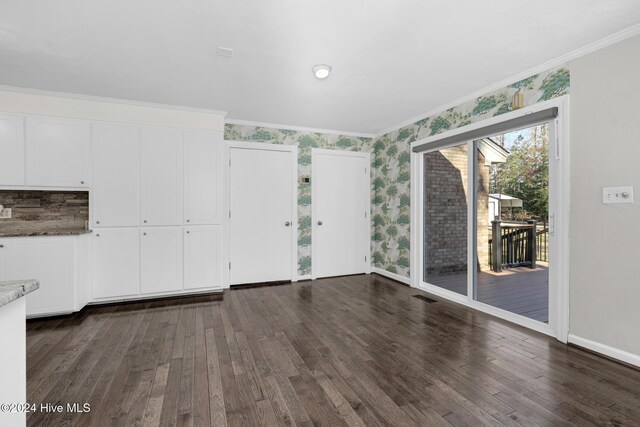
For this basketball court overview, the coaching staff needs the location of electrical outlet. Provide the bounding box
[0,208,12,219]
[602,186,634,204]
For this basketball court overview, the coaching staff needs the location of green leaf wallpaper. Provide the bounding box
[372,66,570,278]
[224,124,373,276]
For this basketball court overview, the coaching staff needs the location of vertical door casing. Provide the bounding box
[184,130,223,225]
[1,238,74,316]
[184,225,222,290]
[140,227,183,294]
[26,117,91,187]
[229,146,295,285]
[140,127,184,226]
[92,228,140,299]
[312,150,370,278]
[92,124,140,227]
[0,114,25,185]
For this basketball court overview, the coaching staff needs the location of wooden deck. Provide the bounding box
[25,273,640,426]
[427,263,549,323]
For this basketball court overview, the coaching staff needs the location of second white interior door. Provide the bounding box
[313,149,370,278]
[229,146,295,285]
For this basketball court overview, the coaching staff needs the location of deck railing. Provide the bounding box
[488,220,542,272]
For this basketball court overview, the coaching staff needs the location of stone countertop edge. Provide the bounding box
[0,229,93,238]
[0,280,39,308]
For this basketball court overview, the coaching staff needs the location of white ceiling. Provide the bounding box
[1,1,639,134]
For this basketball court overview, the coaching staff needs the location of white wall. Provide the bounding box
[568,34,640,357]
[0,87,225,131]
[0,298,26,427]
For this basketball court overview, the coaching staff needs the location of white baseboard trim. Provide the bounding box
[568,334,640,368]
[295,275,312,282]
[371,268,412,286]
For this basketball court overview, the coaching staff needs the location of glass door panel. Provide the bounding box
[423,143,469,296]
[473,124,550,323]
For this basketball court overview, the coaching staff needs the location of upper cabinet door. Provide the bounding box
[184,130,223,225]
[140,127,184,226]
[0,114,25,186]
[92,124,140,227]
[26,117,91,187]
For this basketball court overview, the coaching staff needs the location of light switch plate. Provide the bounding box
[602,186,634,204]
[0,208,12,219]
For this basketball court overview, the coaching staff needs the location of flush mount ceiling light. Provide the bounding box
[312,64,332,79]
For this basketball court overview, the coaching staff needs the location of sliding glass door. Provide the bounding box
[420,113,559,333]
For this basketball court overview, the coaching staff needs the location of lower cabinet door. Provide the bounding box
[141,227,183,294]
[184,226,222,290]
[92,228,140,299]
[2,238,74,316]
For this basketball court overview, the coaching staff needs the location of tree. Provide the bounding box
[490,124,549,221]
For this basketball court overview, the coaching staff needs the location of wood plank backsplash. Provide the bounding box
[0,190,89,234]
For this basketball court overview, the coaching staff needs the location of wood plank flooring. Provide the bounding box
[26,274,640,426]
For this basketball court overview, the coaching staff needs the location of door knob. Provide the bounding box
[285,221,291,227]
[317,221,323,225]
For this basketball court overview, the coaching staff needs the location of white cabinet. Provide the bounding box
[184,131,223,225]
[92,229,140,299]
[0,237,74,317]
[0,114,25,186]
[140,128,183,226]
[26,117,91,187]
[184,226,222,290]
[92,124,140,227]
[140,227,183,294]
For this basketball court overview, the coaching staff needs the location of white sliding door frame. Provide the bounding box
[311,148,372,280]
[224,141,298,287]
[410,96,570,342]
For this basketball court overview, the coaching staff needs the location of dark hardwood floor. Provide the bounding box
[26,274,640,426]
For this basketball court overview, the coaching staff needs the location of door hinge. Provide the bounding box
[364,211,367,218]
[229,211,231,218]
[229,158,231,166]
[229,262,231,270]
[365,255,367,262]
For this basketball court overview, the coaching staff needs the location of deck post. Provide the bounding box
[491,220,502,272]
[527,219,537,269]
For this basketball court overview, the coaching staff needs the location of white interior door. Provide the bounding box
[229,146,295,285]
[313,150,370,278]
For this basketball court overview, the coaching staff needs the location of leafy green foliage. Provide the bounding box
[397,151,411,165]
[491,125,549,220]
[472,95,499,116]
[429,116,451,135]
[298,216,311,230]
[387,145,398,157]
[386,225,397,237]
[373,177,386,190]
[509,75,538,90]
[538,69,570,101]
[298,234,311,247]
[298,194,311,206]
[397,257,410,268]
[398,236,410,251]
[336,137,353,148]
[386,186,397,197]
[298,153,311,165]
[251,128,274,141]
[373,214,385,227]
[298,256,311,272]
[398,128,413,140]
[298,135,319,148]
[372,252,385,265]
[397,214,410,225]
[397,171,410,183]
[399,194,410,207]
[372,194,384,205]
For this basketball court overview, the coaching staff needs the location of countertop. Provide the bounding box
[0,280,39,308]
[0,229,93,238]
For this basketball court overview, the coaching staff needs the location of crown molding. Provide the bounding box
[0,84,228,117]
[374,23,640,138]
[225,118,375,139]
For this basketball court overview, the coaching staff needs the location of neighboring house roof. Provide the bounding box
[489,193,523,208]
[477,137,509,166]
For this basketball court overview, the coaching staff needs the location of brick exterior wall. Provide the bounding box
[424,144,490,277]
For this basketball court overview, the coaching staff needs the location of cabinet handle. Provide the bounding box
[80,181,85,185]
[186,219,190,223]
[317,221,323,225]
[0,244,4,248]
[186,230,190,234]
[96,234,100,237]
[143,232,147,236]
[143,220,147,223]
[96,220,100,224]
